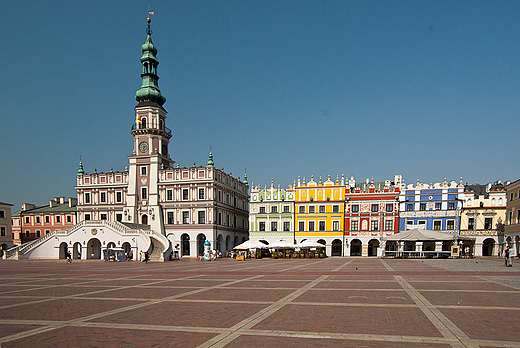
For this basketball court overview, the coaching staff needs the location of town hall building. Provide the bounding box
[7,18,249,260]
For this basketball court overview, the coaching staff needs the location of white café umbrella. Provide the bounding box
[233,240,269,250]
[296,240,326,249]
[269,240,296,249]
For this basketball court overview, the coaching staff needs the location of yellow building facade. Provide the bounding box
[294,175,345,256]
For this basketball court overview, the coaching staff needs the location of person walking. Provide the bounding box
[505,246,511,267]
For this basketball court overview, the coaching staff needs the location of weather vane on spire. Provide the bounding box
[146,6,155,34]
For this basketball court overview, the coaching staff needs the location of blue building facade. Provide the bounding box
[399,178,465,235]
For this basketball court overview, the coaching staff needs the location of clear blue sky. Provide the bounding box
[1,0,519,210]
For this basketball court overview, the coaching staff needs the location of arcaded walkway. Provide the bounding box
[0,257,519,347]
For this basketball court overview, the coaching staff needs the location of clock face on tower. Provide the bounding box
[139,141,149,153]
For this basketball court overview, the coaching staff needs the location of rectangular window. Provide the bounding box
[141,187,148,200]
[435,203,441,210]
[25,216,30,224]
[100,192,106,203]
[198,188,205,200]
[352,205,359,213]
[85,214,91,221]
[351,220,359,231]
[468,218,475,230]
[406,204,413,211]
[167,212,174,224]
[299,206,305,213]
[271,206,278,213]
[116,191,122,203]
[259,206,266,213]
[45,230,50,235]
[0,211,4,218]
[141,166,147,175]
[484,218,493,230]
[167,189,173,201]
[332,221,339,231]
[116,214,122,222]
[45,216,50,223]
[298,221,305,231]
[309,221,315,231]
[420,203,426,211]
[319,205,325,213]
[418,220,426,226]
[385,220,393,231]
[182,211,189,224]
[283,205,290,213]
[0,227,5,236]
[319,221,325,231]
[448,202,455,210]
[36,216,40,224]
[36,230,40,238]
[66,215,71,223]
[85,192,90,204]
[259,222,265,231]
[25,230,30,237]
[447,220,455,230]
[333,205,339,213]
[283,221,290,231]
[271,221,277,231]
[55,216,61,223]
[182,189,189,200]
[198,211,205,224]
[309,206,315,213]
[370,220,378,231]
[371,204,378,212]
[433,220,441,230]
[386,204,393,212]
[100,214,107,220]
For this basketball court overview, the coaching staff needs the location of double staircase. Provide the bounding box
[6,221,171,261]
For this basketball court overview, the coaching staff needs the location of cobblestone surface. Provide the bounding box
[0,257,519,348]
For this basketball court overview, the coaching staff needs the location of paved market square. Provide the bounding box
[0,257,519,348]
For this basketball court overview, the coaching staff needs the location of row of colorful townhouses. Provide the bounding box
[249,175,520,258]
[2,175,520,259]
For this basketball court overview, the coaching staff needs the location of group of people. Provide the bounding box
[198,249,222,261]
[139,251,150,263]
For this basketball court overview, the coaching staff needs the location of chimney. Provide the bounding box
[21,203,36,211]
[68,198,77,207]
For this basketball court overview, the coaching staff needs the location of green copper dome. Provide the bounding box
[135,19,166,106]
[207,150,215,167]
[77,159,84,175]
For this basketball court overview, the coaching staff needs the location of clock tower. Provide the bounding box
[125,17,172,233]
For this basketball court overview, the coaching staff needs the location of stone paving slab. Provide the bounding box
[293,289,415,304]
[439,307,520,341]
[0,298,143,321]
[313,280,403,289]
[2,326,218,348]
[224,334,453,348]
[90,301,269,328]
[251,304,444,337]
[420,290,520,308]
[1,257,520,348]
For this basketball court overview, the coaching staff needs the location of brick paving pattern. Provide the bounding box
[0,257,519,348]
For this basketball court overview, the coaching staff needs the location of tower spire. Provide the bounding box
[135,16,166,106]
[207,146,215,167]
